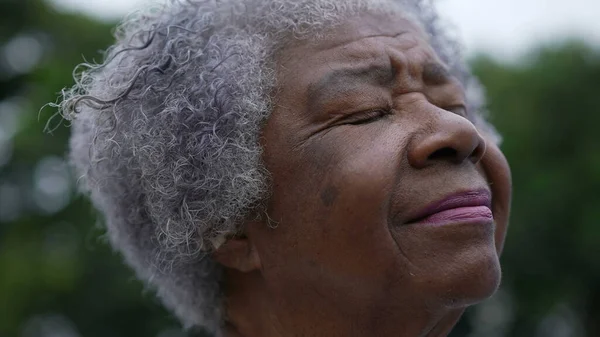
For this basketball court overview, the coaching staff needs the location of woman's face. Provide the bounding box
[246,13,511,336]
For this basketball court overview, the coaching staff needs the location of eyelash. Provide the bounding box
[346,108,393,125]
[446,105,468,117]
[343,104,467,126]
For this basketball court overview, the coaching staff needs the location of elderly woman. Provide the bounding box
[60,0,512,336]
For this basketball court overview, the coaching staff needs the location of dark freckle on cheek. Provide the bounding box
[320,185,339,207]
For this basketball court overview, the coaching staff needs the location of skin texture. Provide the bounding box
[214,13,512,337]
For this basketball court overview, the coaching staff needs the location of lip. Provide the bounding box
[405,189,493,226]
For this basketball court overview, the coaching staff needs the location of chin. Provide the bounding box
[434,242,502,309]
[391,220,503,309]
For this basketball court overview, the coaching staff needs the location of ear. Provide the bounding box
[213,236,262,272]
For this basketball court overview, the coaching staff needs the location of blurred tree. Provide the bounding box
[451,43,600,337]
[0,1,598,337]
[0,1,189,337]
[473,43,600,337]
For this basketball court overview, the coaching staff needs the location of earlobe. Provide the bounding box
[213,237,262,272]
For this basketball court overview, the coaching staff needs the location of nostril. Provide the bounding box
[427,147,457,162]
[408,119,486,168]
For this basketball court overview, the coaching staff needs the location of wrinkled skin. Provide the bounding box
[215,13,512,337]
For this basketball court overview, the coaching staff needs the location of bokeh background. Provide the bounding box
[0,0,599,336]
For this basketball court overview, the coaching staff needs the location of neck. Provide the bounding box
[222,269,464,337]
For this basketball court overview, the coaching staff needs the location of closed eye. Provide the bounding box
[446,105,468,118]
[345,108,392,125]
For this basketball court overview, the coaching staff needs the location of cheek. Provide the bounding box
[480,143,512,253]
[256,124,412,303]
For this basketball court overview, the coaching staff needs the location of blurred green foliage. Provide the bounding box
[450,43,600,337]
[0,0,598,336]
[0,1,184,337]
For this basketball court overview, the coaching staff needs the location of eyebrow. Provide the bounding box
[307,63,395,111]
[306,61,454,112]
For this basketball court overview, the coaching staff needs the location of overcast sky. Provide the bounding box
[50,0,600,61]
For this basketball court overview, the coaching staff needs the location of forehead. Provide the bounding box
[275,13,448,102]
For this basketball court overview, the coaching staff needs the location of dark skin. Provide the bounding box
[214,13,512,337]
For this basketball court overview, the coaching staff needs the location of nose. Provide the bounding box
[407,113,486,169]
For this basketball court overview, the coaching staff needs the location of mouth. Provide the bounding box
[405,189,493,226]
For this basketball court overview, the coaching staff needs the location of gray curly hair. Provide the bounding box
[58,0,498,335]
